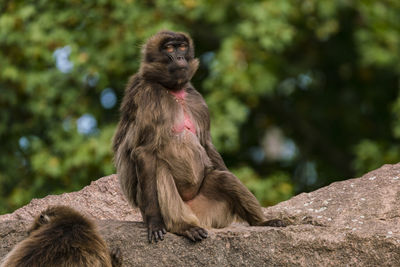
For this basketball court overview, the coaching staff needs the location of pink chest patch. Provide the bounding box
[169,89,186,100]
[169,89,196,134]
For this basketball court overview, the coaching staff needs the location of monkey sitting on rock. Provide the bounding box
[113,30,285,243]
[0,205,122,267]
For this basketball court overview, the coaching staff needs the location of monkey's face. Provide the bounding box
[161,36,190,82]
[141,31,199,90]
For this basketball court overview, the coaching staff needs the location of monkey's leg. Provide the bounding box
[198,170,285,227]
[186,193,234,229]
[135,149,167,243]
[156,160,208,242]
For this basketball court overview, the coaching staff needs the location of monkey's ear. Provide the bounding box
[188,58,199,80]
[39,213,50,224]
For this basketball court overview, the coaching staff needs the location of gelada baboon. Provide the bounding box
[0,206,122,267]
[113,30,284,243]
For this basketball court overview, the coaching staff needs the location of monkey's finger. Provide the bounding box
[192,231,203,241]
[111,247,122,259]
[158,230,164,240]
[111,248,123,267]
[185,230,196,242]
[198,228,208,238]
[162,228,167,234]
[148,230,153,243]
[154,231,160,242]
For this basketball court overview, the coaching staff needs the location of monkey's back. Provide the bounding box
[1,215,112,267]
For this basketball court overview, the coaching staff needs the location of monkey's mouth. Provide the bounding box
[169,66,188,72]
[169,67,189,80]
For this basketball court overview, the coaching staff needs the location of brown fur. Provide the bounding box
[113,30,284,243]
[0,206,122,267]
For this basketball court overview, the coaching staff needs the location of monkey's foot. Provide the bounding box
[181,226,208,242]
[259,219,287,227]
[110,247,123,267]
[147,221,167,243]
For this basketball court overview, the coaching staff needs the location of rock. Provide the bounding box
[1,164,400,266]
[0,174,141,223]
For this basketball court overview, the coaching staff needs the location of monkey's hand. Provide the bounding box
[147,218,167,243]
[259,219,287,227]
[110,247,123,267]
[180,226,208,242]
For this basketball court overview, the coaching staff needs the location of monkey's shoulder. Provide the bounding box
[131,81,165,100]
[126,74,141,89]
[184,86,209,116]
[183,86,206,105]
[185,85,201,96]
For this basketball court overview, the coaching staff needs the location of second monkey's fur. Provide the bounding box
[0,206,122,267]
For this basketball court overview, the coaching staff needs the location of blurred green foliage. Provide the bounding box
[1,0,400,214]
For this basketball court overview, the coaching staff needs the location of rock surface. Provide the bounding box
[1,164,400,266]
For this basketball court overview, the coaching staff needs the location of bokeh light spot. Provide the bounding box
[76,114,97,135]
[100,88,117,109]
[53,45,74,73]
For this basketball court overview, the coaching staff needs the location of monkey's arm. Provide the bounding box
[113,75,140,153]
[190,88,228,171]
[204,136,228,171]
[134,147,166,243]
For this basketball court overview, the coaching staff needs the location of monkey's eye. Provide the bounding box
[166,45,174,53]
[179,44,187,51]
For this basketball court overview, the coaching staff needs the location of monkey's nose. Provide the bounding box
[176,56,187,68]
